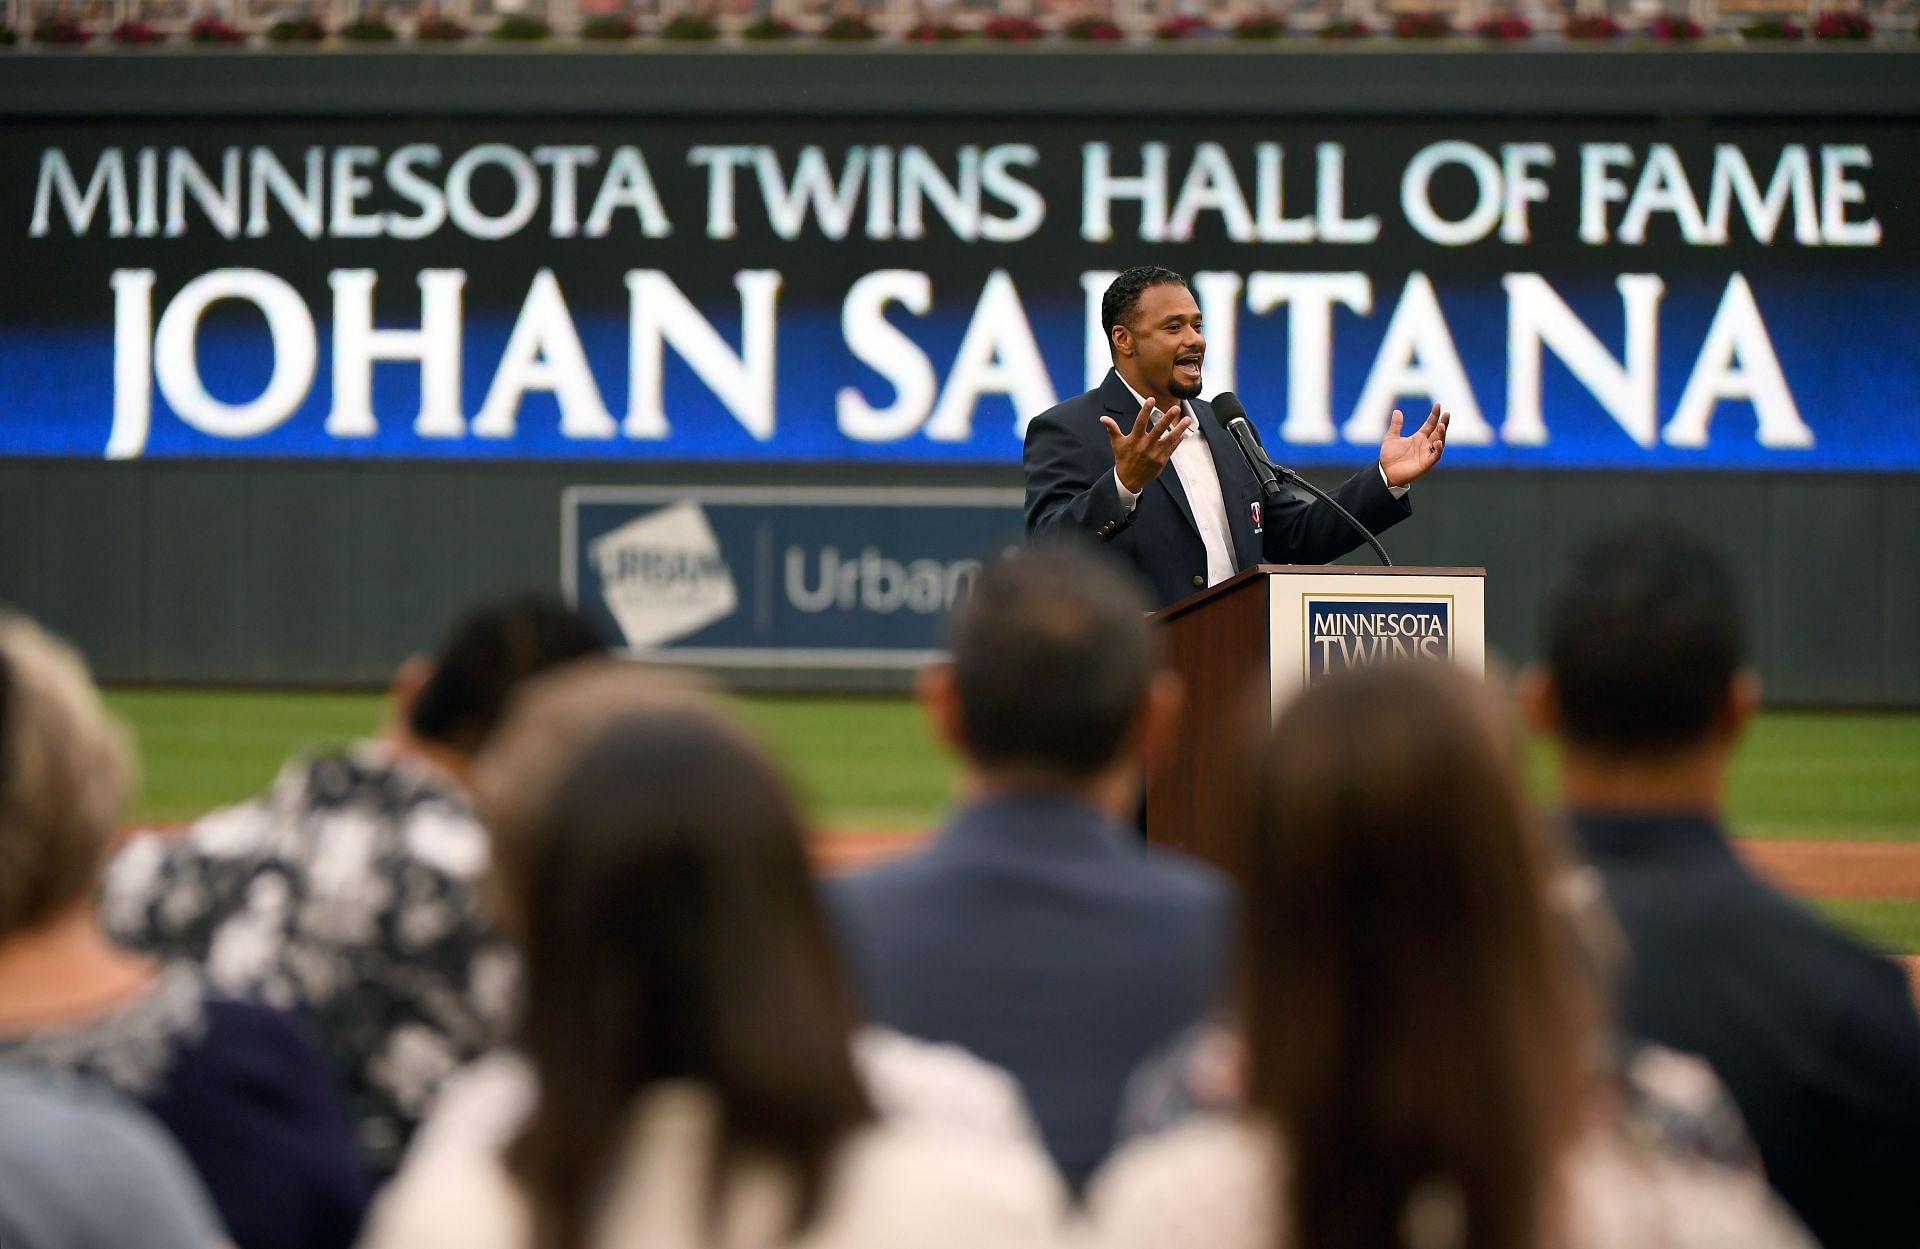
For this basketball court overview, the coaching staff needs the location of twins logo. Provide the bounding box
[1305,597,1452,683]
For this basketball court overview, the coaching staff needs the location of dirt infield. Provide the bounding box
[1735,840,1920,900]
[1732,840,1920,1002]
[810,830,925,874]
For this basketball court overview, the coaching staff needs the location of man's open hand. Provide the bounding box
[1102,397,1194,495]
[1379,403,1450,488]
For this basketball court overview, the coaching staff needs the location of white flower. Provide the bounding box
[468,948,522,1032]
[373,1025,461,1114]
[309,813,379,898]
[1630,1046,1727,1117]
[283,944,345,1002]
[404,813,490,880]
[246,873,292,917]
[207,915,280,990]
[100,837,166,932]
[398,899,455,950]
[190,803,275,858]
[158,880,209,931]
[298,883,388,946]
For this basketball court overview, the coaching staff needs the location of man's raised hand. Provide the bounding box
[1101,397,1194,495]
[1378,403,1451,488]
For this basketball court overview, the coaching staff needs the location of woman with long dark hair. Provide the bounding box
[361,682,1062,1249]
[1083,661,1811,1249]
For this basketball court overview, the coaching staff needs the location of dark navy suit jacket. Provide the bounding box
[1023,370,1413,609]
[827,793,1234,1191]
[1573,811,1920,1249]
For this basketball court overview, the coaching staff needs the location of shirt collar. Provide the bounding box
[1567,809,1734,864]
[938,791,1139,862]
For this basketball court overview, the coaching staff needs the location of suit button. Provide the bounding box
[1193,575,1205,588]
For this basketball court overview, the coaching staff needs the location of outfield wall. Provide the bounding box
[5,459,1917,703]
[3,51,1917,703]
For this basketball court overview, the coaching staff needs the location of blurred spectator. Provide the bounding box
[361,674,1063,1249]
[1083,661,1813,1249]
[0,614,367,1249]
[0,1063,227,1249]
[102,597,606,1177]
[828,547,1235,1193]
[1525,523,1920,1249]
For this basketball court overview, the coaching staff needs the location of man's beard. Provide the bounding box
[1167,372,1203,400]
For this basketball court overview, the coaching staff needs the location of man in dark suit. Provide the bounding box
[828,548,1234,1192]
[1024,265,1449,608]
[1524,523,1920,1249]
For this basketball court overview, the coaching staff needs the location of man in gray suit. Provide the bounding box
[828,547,1234,1192]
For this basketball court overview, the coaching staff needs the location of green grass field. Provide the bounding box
[102,689,1920,952]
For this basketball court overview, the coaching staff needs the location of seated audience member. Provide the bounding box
[101,597,605,1175]
[828,547,1235,1192]
[0,615,367,1249]
[1084,662,1813,1249]
[0,1063,227,1249]
[1524,523,1920,1249]
[360,680,1064,1249]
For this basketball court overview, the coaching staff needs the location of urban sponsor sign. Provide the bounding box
[563,486,1024,664]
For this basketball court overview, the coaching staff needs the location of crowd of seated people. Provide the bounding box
[0,525,1916,1249]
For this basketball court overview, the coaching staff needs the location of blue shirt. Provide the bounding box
[0,1062,224,1249]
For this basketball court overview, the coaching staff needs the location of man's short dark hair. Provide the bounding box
[409,596,608,753]
[1542,523,1745,756]
[949,546,1156,777]
[1101,266,1188,357]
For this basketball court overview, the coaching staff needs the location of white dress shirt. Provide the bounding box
[1112,382,1236,587]
[1110,377,1408,588]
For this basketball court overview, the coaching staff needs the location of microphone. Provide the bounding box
[1208,392,1394,568]
[1210,391,1286,503]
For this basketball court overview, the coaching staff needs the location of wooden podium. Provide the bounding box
[1145,565,1486,866]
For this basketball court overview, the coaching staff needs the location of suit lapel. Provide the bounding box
[1193,396,1262,567]
[1100,370,1198,539]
